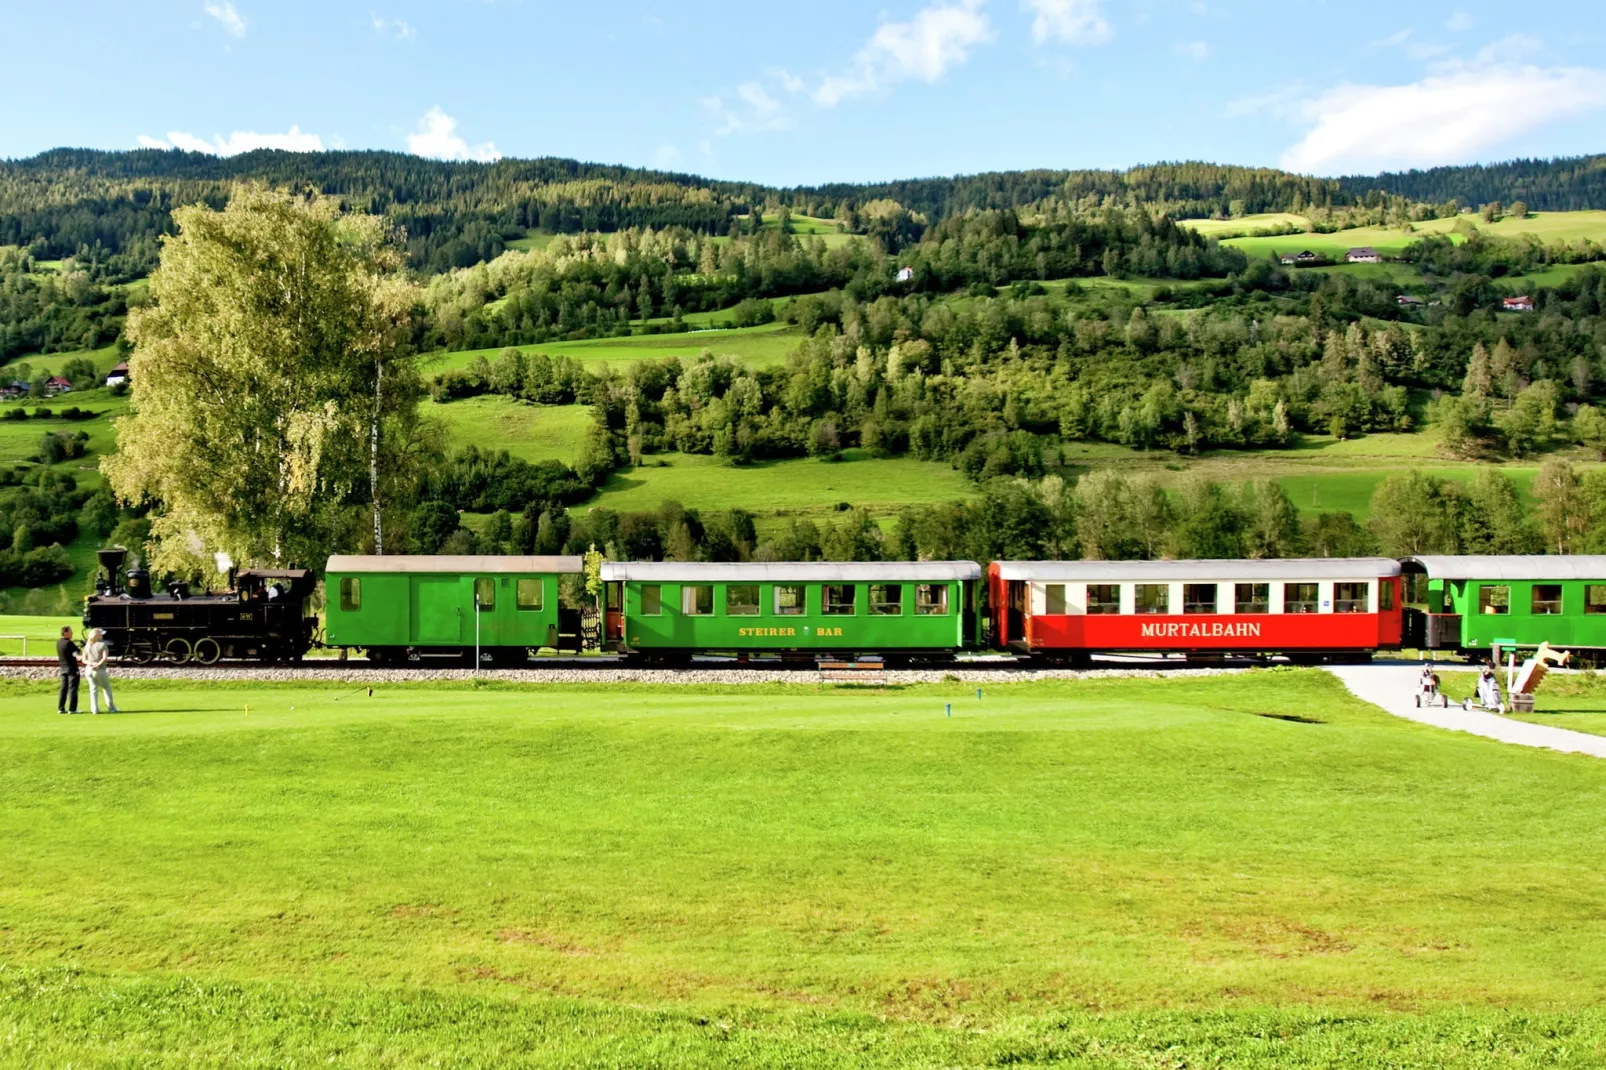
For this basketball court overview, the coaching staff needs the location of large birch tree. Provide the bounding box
[104,187,421,575]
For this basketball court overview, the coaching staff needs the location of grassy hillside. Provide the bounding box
[6,671,1606,1064]
[418,323,802,376]
[577,450,976,527]
[424,397,593,465]
[1222,209,1606,260]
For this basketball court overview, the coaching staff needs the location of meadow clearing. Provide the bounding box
[3,669,1606,1066]
[1212,209,1606,261]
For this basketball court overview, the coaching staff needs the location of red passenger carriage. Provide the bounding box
[988,558,1403,662]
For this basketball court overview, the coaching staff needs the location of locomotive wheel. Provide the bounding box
[192,638,222,666]
[162,637,193,664]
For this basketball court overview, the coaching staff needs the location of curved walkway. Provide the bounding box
[1327,664,1606,758]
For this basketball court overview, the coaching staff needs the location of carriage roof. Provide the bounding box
[991,558,1401,581]
[600,561,981,583]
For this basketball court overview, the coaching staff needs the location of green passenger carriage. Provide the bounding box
[1402,555,1606,657]
[600,561,982,659]
[324,555,584,664]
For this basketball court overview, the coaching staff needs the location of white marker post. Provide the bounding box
[474,591,481,677]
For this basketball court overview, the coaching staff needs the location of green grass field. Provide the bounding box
[3,342,123,378]
[5,670,1606,1065]
[1178,212,1310,237]
[419,323,802,377]
[425,397,593,465]
[580,450,976,523]
[1224,210,1606,261]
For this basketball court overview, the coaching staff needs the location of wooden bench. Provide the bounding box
[817,658,888,688]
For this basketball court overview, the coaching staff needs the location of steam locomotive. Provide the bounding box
[83,547,318,664]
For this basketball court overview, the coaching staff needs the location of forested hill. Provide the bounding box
[1341,155,1606,213]
[4,148,1606,276]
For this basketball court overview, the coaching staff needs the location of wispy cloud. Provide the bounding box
[1368,28,1411,49]
[1023,0,1110,46]
[703,81,792,138]
[370,12,416,41]
[1280,59,1606,173]
[1447,10,1474,32]
[1172,40,1210,60]
[815,0,993,107]
[203,1,246,39]
[406,107,501,162]
[136,125,322,155]
[653,144,681,170]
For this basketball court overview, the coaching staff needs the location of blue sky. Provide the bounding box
[7,1,1606,185]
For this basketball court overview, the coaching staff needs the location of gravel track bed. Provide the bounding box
[0,665,1250,686]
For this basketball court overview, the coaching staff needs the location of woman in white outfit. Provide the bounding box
[83,627,120,714]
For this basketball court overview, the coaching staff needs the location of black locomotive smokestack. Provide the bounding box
[97,547,128,594]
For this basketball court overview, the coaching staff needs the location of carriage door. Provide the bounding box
[1007,581,1028,645]
[604,582,625,643]
[412,577,465,646]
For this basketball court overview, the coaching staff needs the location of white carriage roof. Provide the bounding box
[1404,555,1606,581]
[326,555,583,574]
[992,558,1401,581]
[600,561,981,582]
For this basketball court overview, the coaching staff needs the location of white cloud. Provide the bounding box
[1447,10,1474,32]
[702,82,793,138]
[1368,28,1411,49]
[371,12,415,40]
[1280,64,1606,174]
[814,0,993,107]
[406,107,501,162]
[1022,0,1110,46]
[653,144,681,170]
[1173,40,1210,60]
[203,1,246,39]
[769,67,807,94]
[135,125,323,155]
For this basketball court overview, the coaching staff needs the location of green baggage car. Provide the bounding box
[325,555,585,664]
[1402,555,1606,658]
[600,561,983,660]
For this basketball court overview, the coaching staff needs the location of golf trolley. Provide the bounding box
[1416,665,1448,708]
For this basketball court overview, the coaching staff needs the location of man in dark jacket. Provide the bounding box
[57,626,80,714]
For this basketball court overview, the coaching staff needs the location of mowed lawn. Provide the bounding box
[419,323,802,376]
[579,450,976,522]
[4,671,1606,1065]
[1438,671,1606,738]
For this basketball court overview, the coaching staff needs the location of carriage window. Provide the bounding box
[774,585,804,615]
[1235,583,1268,614]
[869,584,902,615]
[474,577,495,610]
[823,584,856,615]
[916,584,948,615]
[1135,584,1169,614]
[1532,585,1563,615]
[1183,583,1216,614]
[681,584,713,615]
[1380,581,1395,611]
[1086,584,1120,614]
[726,584,760,615]
[338,577,361,612]
[1284,583,1319,614]
[640,584,662,616]
[1043,584,1067,614]
[516,579,544,611]
[1588,585,1606,615]
[1334,582,1368,613]
[1478,585,1509,615]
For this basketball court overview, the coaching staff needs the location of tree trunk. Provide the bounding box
[371,358,383,555]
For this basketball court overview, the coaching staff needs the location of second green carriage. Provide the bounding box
[1403,555,1606,657]
[600,561,983,659]
[325,554,585,663]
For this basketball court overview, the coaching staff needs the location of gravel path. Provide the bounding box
[1327,664,1606,758]
[0,664,1248,686]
